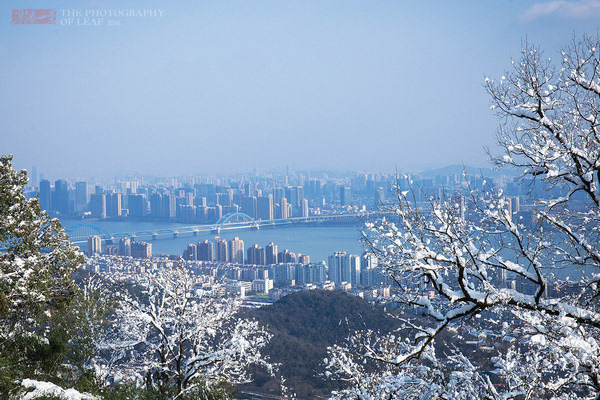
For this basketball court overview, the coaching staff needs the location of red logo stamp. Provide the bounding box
[12,9,57,25]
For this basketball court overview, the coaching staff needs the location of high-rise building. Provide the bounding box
[241,196,257,219]
[257,195,274,220]
[361,252,378,270]
[88,235,102,256]
[75,181,89,212]
[53,179,69,215]
[269,264,295,282]
[244,182,255,197]
[104,245,118,256]
[300,198,309,218]
[179,204,196,222]
[150,193,163,219]
[285,187,297,208]
[215,237,228,262]
[196,205,208,223]
[184,244,197,260]
[328,251,348,283]
[296,262,327,284]
[340,186,351,206]
[298,253,310,264]
[106,192,122,217]
[128,194,147,217]
[247,244,264,265]
[228,237,245,264]
[198,240,214,261]
[131,241,152,258]
[265,242,278,265]
[119,237,131,257]
[278,249,296,264]
[39,179,52,211]
[272,187,284,204]
[194,196,207,207]
[280,198,289,219]
[90,193,107,218]
[163,194,177,219]
[348,254,361,285]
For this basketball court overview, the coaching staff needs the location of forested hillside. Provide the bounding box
[240,290,400,398]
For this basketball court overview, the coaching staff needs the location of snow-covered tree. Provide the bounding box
[0,154,84,335]
[326,35,600,399]
[94,264,271,398]
[0,154,87,395]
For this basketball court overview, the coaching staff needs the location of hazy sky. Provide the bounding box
[2,1,600,180]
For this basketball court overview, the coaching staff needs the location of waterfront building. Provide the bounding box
[278,249,296,264]
[194,196,207,207]
[163,194,177,219]
[104,245,118,256]
[241,196,257,219]
[215,237,228,262]
[361,252,378,269]
[119,237,131,257]
[265,242,278,265]
[257,195,273,220]
[54,179,70,215]
[184,244,197,260]
[150,193,163,219]
[228,237,245,264]
[107,192,122,217]
[39,179,52,212]
[131,241,152,258]
[128,194,147,217]
[298,253,310,264]
[348,254,361,285]
[328,251,347,284]
[75,181,89,212]
[90,193,107,218]
[300,198,309,218]
[197,240,214,261]
[340,186,351,206]
[247,244,264,265]
[280,197,289,219]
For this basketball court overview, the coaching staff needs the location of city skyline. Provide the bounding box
[3,1,600,178]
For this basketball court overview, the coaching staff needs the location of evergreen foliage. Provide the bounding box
[242,290,400,398]
[0,154,90,397]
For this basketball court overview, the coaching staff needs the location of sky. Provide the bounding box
[2,0,600,180]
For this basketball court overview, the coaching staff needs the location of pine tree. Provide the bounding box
[0,154,85,395]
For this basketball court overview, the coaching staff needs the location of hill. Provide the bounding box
[417,164,519,178]
[239,290,400,399]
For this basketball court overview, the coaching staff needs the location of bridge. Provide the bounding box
[65,211,385,244]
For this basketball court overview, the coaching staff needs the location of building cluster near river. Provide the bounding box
[85,252,390,306]
[86,232,388,301]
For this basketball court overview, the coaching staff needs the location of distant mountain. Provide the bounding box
[417,164,520,178]
[239,290,400,399]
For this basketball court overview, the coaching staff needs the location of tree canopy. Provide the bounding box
[325,35,600,400]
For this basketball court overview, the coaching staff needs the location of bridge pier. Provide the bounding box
[152,234,158,240]
[193,230,199,237]
[173,232,179,238]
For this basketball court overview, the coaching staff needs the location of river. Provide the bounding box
[59,219,368,263]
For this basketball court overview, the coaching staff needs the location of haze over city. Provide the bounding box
[2,1,600,179]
